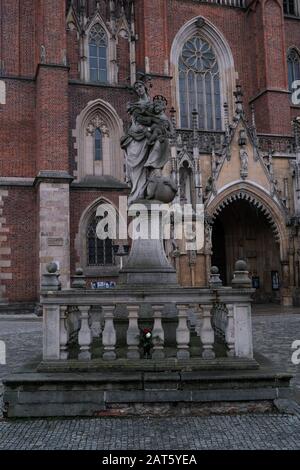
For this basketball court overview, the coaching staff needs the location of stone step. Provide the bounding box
[37,356,259,372]
[3,363,293,417]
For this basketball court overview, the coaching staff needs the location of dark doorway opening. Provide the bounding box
[211,198,281,303]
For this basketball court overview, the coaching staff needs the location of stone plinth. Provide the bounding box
[119,200,177,285]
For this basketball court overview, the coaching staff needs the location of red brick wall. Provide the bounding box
[37,0,67,65]
[67,28,80,80]
[0,79,36,177]
[117,36,131,85]
[19,0,36,76]
[36,66,69,172]
[253,91,291,135]
[2,188,37,303]
[1,0,20,76]
[1,0,36,77]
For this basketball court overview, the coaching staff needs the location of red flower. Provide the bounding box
[143,328,152,335]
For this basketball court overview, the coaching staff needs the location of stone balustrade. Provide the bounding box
[175,128,294,156]
[190,0,246,8]
[41,282,254,363]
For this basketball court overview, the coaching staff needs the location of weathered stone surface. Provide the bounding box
[119,201,177,285]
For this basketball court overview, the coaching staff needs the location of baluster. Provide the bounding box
[176,304,190,359]
[126,305,140,359]
[226,304,235,357]
[91,306,102,338]
[59,305,68,360]
[200,304,215,359]
[152,305,165,359]
[78,306,92,360]
[102,305,116,360]
[195,305,202,336]
[43,304,60,360]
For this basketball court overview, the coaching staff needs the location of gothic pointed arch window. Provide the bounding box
[89,23,108,83]
[287,48,300,93]
[86,212,115,267]
[74,98,124,182]
[179,36,222,130]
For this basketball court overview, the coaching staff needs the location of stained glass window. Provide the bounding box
[179,36,222,130]
[87,215,114,266]
[288,49,300,93]
[94,128,102,161]
[89,24,108,83]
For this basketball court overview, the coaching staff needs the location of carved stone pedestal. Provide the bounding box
[119,200,177,285]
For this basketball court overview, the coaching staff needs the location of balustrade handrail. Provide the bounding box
[174,128,295,154]
[188,0,246,8]
[40,285,254,306]
[41,284,254,364]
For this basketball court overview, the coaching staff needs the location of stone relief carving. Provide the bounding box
[86,114,110,136]
[204,221,213,254]
[239,148,248,180]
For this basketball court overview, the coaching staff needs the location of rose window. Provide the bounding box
[181,37,216,72]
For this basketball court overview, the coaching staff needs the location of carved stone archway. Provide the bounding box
[206,184,289,260]
[74,196,123,277]
[206,184,292,304]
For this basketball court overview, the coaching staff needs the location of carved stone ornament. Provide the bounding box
[239,148,248,180]
[86,114,110,137]
[205,222,213,253]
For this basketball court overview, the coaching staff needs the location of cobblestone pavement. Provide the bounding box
[1,414,300,450]
[0,311,299,450]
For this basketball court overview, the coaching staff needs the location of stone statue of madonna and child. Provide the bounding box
[121,80,177,206]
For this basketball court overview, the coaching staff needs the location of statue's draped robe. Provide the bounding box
[121,102,170,205]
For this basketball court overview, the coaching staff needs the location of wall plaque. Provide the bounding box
[47,237,64,246]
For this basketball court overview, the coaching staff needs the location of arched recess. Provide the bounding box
[170,16,236,128]
[206,184,289,261]
[73,98,124,182]
[207,185,290,302]
[178,154,195,205]
[75,196,125,277]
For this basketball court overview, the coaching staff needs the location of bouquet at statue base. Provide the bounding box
[140,328,153,359]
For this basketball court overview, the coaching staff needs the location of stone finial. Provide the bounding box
[209,266,223,288]
[71,267,86,289]
[231,260,252,288]
[41,262,61,291]
[47,262,58,273]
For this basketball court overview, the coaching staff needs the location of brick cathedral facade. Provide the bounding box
[1,0,300,309]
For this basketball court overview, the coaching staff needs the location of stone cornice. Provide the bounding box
[249,88,290,103]
[34,171,74,187]
[0,177,35,187]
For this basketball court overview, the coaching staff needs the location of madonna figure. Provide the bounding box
[121,80,174,205]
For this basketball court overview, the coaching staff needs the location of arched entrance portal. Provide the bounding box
[211,198,281,303]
